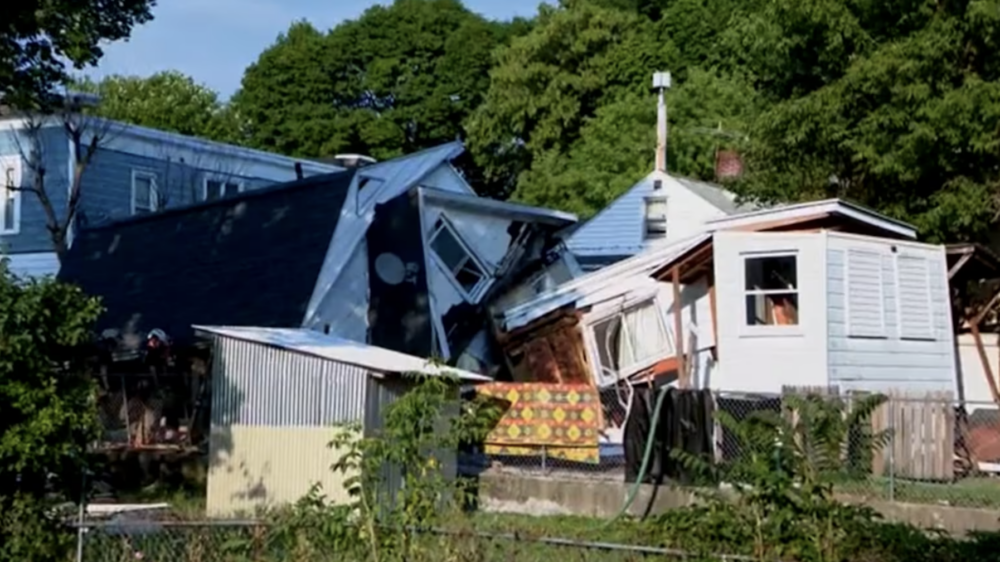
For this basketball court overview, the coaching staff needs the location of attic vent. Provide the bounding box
[652,179,663,190]
[644,195,667,241]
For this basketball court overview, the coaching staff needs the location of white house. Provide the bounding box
[498,199,957,399]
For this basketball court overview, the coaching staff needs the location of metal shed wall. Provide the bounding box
[207,335,369,516]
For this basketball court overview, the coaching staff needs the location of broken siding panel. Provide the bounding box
[826,235,956,394]
[418,163,474,195]
[306,239,370,342]
[423,202,513,273]
[210,335,367,427]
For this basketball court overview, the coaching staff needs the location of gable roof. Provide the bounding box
[673,176,757,215]
[565,171,752,257]
[58,170,356,344]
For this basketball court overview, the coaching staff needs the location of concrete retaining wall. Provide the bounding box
[479,472,1000,535]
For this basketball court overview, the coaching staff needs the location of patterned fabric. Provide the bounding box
[478,382,603,464]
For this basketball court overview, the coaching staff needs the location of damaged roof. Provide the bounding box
[58,170,356,344]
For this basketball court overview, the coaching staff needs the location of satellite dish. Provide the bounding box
[374,252,406,285]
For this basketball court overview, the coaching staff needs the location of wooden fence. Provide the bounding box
[782,386,955,482]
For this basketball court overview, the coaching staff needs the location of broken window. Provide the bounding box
[429,217,487,298]
[744,254,799,326]
[644,195,667,241]
[589,299,673,386]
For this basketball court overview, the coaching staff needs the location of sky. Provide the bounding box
[86,0,543,100]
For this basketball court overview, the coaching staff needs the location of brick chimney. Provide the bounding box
[715,149,743,179]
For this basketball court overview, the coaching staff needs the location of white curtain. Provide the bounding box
[614,302,671,372]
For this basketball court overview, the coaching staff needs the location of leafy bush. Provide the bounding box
[0,265,102,561]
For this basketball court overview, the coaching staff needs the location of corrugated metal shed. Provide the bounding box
[200,325,481,516]
[195,325,490,382]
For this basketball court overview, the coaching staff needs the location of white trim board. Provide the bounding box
[706,199,917,239]
[1,116,343,181]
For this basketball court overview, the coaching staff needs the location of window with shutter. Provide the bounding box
[845,249,886,338]
[896,254,934,340]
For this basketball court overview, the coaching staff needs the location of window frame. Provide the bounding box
[643,194,668,241]
[201,175,245,202]
[427,215,490,302]
[741,252,801,333]
[0,156,22,234]
[583,295,674,387]
[130,169,160,216]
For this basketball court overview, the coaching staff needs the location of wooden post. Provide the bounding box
[672,266,687,387]
[970,321,1000,404]
[708,272,719,361]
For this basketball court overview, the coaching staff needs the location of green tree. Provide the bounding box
[727,0,1000,242]
[73,72,238,143]
[515,68,758,216]
[467,0,673,199]
[0,266,103,561]
[0,0,154,109]
[233,0,509,161]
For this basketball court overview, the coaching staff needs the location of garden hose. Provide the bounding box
[600,383,671,528]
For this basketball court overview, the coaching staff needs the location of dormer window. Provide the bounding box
[644,195,667,241]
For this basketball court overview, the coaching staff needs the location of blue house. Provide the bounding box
[0,104,344,277]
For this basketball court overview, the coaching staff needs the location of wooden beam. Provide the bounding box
[970,321,1000,405]
[708,272,719,361]
[672,266,687,388]
[948,251,973,280]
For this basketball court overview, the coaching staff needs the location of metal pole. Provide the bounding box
[74,469,86,562]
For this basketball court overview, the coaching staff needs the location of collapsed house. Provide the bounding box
[57,142,580,455]
[490,199,958,464]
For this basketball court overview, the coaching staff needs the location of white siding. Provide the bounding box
[826,233,956,394]
[712,231,828,393]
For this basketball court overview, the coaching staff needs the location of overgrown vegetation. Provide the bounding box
[0,262,103,562]
[79,384,1000,562]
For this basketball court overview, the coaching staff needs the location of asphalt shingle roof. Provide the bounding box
[58,170,356,344]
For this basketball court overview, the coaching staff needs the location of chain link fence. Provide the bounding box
[73,520,755,562]
[480,387,1000,510]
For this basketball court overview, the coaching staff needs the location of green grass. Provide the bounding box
[835,476,1000,508]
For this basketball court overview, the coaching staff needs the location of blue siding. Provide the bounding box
[0,125,70,253]
[827,247,954,394]
[0,121,297,255]
[566,177,648,257]
[79,147,275,226]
